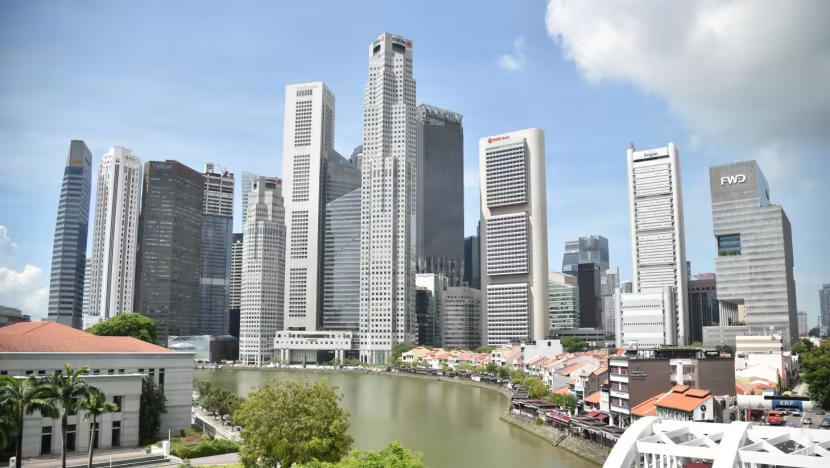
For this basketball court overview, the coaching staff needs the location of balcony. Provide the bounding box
[610,373,629,383]
[610,404,630,415]
[610,389,629,399]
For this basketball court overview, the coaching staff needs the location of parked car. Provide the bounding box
[767,411,783,426]
[781,409,789,415]
[817,409,826,416]
[801,417,813,426]
[820,416,830,429]
[792,410,802,417]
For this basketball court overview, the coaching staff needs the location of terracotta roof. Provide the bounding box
[632,394,661,417]
[553,386,570,395]
[526,355,547,366]
[656,386,711,412]
[0,321,173,354]
[557,363,586,376]
[685,388,711,398]
[584,391,601,404]
[593,367,608,376]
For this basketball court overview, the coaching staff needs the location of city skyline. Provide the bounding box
[1,2,828,327]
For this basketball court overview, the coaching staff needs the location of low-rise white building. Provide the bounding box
[616,287,676,349]
[0,321,193,459]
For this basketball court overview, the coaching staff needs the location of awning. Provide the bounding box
[549,410,572,423]
[596,413,609,420]
[585,410,600,418]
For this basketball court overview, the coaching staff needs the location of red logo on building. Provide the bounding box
[488,136,509,144]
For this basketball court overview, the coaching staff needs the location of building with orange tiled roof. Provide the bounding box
[631,385,718,423]
[631,394,661,419]
[584,391,602,411]
[0,321,193,458]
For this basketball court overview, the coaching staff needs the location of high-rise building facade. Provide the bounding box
[198,163,234,336]
[463,231,480,289]
[230,233,243,310]
[282,82,336,333]
[416,104,464,286]
[562,235,609,276]
[322,188,361,332]
[602,267,620,333]
[621,281,633,294]
[443,287,481,350]
[349,145,363,170]
[85,147,142,328]
[616,286,677,349]
[709,160,798,347]
[415,274,447,347]
[578,263,602,329]
[48,140,92,329]
[480,129,549,346]
[240,176,285,365]
[821,285,830,335]
[240,171,258,227]
[548,272,579,330]
[325,151,361,204]
[626,143,690,345]
[359,33,417,364]
[797,311,808,337]
[688,277,718,344]
[135,160,204,345]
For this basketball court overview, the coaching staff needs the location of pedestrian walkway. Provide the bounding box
[23,448,151,468]
[192,407,240,441]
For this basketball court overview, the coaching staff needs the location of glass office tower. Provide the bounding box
[322,188,361,331]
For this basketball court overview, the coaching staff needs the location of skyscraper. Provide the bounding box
[821,285,830,335]
[602,266,620,333]
[198,163,234,336]
[561,235,609,276]
[416,104,464,286]
[135,160,204,345]
[708,160,798,347]
[240,176,285,365]
[85,147,142,328]
[240,171,257,227]
[463,233,480,289]
[480,129,549,346]
[577,263,602,328]
[688,276,718,343]
[48,140,92,329]
[282,82,336,333]
[416,274,447,347]
[548,272,579,330]
[229,233,243,338]
[322,188,361,331]
[626,143,690,345]
[443,287,482,350]
[359,33,417,364]
[349,145,363,170]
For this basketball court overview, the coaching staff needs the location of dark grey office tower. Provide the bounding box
[325,151,361,204]
[562,235,609,276]
[416,104,464,286]
[709,160,798,347]
[415,288,435,346]
[577,263,602,328]
[688,277,718,343]
[229,233,243,338]
[48,140,92,329]
[136,160,204,345]
[463,234,480,289]
[198,164,234,336]
[322,188,361,331]
[821,284,830,335]
[349,145,363,170]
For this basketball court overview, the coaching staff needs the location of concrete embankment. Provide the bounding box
[499,413,608,466]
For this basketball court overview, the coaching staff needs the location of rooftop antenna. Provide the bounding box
[629,142,636,151]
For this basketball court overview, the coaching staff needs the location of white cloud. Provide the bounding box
[545,0,830,151]
[0,225,19,249]
[0,265,48,320]
[498,36,527,71]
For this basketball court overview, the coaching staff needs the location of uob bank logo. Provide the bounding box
[720,174,746,186]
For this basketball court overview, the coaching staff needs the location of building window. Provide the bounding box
[159,369,165,392]
[717,234,741,256]
[112,421,121,448]
[113,395,122,412]
[91,422,99,449]
[38,370,46,376]
[118,369,125,374]
[41,426,52,455]
[25,370,33,376]
[66,424,77,451]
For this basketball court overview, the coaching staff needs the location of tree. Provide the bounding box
[79,389,117,468]
[808,326,821,337]
[484,362,498,375]
[476,346,497,354]
[297,442,425,467]
[791,339,815,355]
[87,313,158,344]
[139,375,167,444]
[547,393,578,414]
[389,343,416,363]
[50,364,91,468]
[194,380,213,401]
[440,362,450,373]
[715,344,735,356]
[800,341,830,410]
[516,377,550,400]
[496,366,510,379]
[561,337,589,353]
[0,376,55,468]
[234,380,353,467]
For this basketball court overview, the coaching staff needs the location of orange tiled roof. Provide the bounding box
[0,321,173,353]
[553,386,570,395]
[557,363,586,376]
[632,393,661,417]
[657,386,711,412]
[593,367,608,376]
[526,355,547,366]
[584,391,601,404]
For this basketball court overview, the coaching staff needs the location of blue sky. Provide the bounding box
[1,0,828,325]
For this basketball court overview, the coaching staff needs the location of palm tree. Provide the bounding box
[0,376,55,468]
[79,389,117,468]
[50,364,91,468]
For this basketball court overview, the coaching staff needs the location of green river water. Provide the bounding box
[194,368,597,468]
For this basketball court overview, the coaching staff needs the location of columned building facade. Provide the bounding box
[48,140,92,329]
[85,147,142,329]
[480,129,549,346]
[359,33,418,364]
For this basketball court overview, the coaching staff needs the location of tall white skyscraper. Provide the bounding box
[240,176,285,366]
[480,129,549,346]
[282,82,335,332]
[626,143,690,345]
[359,33,417,364]
[85,147,142,328]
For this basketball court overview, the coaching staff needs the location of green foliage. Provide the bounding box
[808,327,821,337]
[200,387,244,424]
[495,366,511,379]
[87,313,158,344]
[689,342,704,348]
[139,375,167,444]
[172,438,240,459]
[80,388,118,468]
[546,393,578,413]
[194,380,213,400]
[476,346,497,354]
[509,369,524,381]
[513,376,550,400]
[560,337,589,353]
[341,358,363,367]
[50,364,91,468]
[715,344,735,356]
[440,362,450,373]
[800,340,830,410]
[0,376,55,468]
[296,442,425,468]
[234,379,353,467]
[454,362,474,372]
[791,339,815,355]
[389,343,416,363]
[483,362,498,375]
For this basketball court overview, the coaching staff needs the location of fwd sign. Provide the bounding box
[721,174,746,185]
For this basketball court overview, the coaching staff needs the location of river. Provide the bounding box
[194,368,597,468]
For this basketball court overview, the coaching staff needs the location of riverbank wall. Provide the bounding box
[499,413,608,466]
